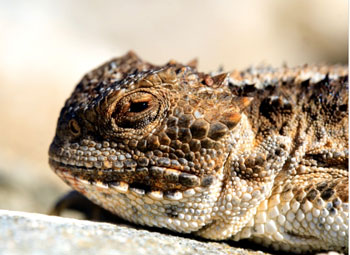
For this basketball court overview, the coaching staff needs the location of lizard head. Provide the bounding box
[49,52,249,233]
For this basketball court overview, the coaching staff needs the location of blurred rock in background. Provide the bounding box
[0,0,347,213]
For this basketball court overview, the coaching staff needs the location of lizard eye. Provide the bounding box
[129,101,149,113]
[113,92,159,129]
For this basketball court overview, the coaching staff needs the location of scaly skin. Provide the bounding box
[49,52,348,253]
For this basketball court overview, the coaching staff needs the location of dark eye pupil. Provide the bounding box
[129,102,149,113]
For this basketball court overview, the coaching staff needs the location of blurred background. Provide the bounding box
[0,0,347,214]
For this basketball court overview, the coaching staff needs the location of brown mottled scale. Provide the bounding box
[49,52,348,253]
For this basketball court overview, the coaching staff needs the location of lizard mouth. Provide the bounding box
[49,157,211,201]
[49,157,214,195]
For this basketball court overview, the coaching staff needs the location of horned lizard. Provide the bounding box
[49,52,348,253]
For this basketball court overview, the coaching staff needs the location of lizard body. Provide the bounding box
[49,52,348,253]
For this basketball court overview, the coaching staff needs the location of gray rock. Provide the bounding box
[0,210,267,255]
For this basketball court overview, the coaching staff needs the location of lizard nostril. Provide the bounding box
[68,119,81,136]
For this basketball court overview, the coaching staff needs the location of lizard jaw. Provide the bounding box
[49,156,215,192]
[50,158,225,234]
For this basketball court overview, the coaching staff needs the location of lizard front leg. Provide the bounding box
[248,165,348,253]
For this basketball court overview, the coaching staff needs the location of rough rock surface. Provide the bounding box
[0,210,268,255]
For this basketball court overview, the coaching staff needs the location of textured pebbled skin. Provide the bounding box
[49,52,348,253]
